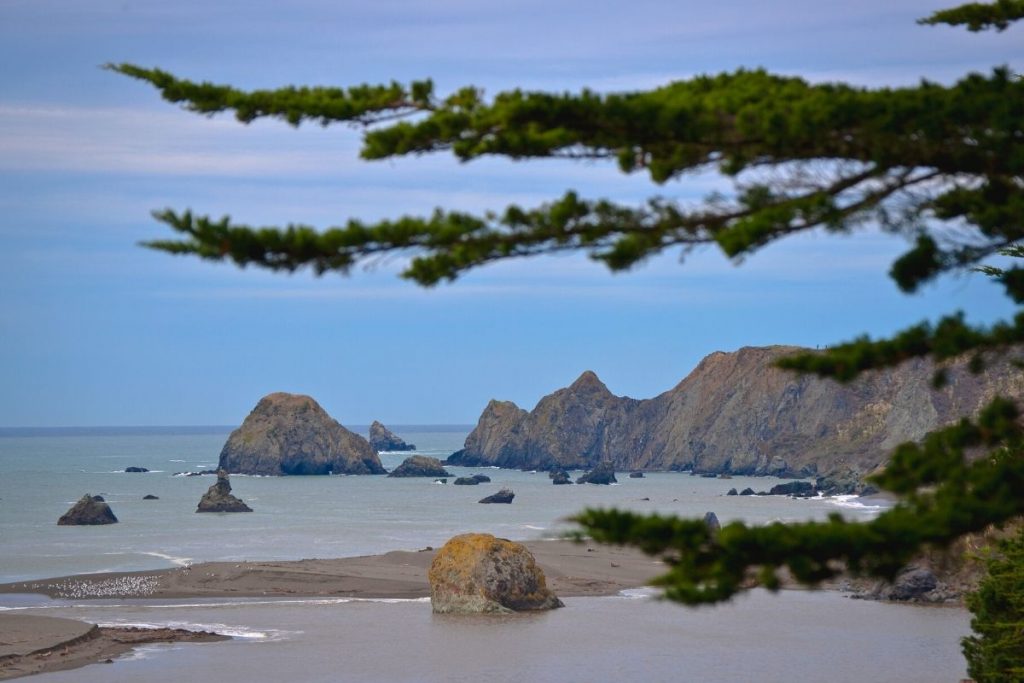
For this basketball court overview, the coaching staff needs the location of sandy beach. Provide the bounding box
[0,614,226,680]
[0,540,662,679]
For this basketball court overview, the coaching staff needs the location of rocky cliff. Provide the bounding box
[219,393,385,476]
[448,346,1023,479]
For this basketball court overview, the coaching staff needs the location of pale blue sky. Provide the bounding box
[1,1,1020,426]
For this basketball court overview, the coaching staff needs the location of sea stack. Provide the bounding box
[218,393,385,476]
[368,421,416,451]
[196,470,252,513]
[428,533,563,613]
[57,495,118,525]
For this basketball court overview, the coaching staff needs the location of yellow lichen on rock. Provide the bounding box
[428,533,564,614]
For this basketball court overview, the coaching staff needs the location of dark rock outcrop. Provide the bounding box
[472,474,491,483]
[550,470,572,485]
[629,471,644,478]
[368,421,416,452]
[219,393,384,476]
[125,467,149,473]
[767,481,816,497]
[479,488,515,504]
[387,455,452,478]
[703,511,721,533]
[58,495,118,525]
[428,533,563,613]
[196,470,252,513]
[576,462,617,485]
[449,346,1023,483]
[739,488,756,496]
[143,494,159,500]
[453,476,480,485]
[726,488,738,496]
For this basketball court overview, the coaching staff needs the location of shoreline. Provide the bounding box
[0,539,663,602]
[0,615,227,681]
[0,540,662,680]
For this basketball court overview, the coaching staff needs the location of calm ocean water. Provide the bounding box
[0,427,970,681]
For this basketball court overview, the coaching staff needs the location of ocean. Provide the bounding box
[0,427,971,682]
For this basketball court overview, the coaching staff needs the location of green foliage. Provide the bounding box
[113,1,1024,619]
[920,0,1024,31]
[962,527,1024,681]
[113,63,1024,298]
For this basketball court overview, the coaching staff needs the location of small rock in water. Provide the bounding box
[196,470,252,513]
[388,455,452,478]
[143,494,159,500]
[58,494,118,525]
[125,466,149,473]
[576,462,617,485]
[479,488,515,504]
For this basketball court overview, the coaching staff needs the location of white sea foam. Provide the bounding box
[828,495,885,513]
[521,524,545,530]
[618,587,658,600]
[140,551,193,567]
[170,459,186,462]
[99,620,294,641]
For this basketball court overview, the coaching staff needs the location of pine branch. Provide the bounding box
[919,0,1024,31]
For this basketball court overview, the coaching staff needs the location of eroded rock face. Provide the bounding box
[58,495,118,525]
[428,533,564,613]
[196,470,252,513]
[450,346,1024,483]
[387,455,452,478]
[369,421,416,451]
[219,393,384,476]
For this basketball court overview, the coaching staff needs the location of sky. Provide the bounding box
[1,1,1021,427]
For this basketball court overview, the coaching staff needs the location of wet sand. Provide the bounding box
[0,540,663,679]
[0,540,663,601]
[0,614,226,680]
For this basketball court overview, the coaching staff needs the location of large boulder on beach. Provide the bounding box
[219,393,385,476]
[368,421,416,451]
[388,455,452,478]
[576,461,617,485]
[428,533,564,613]
[196,470,252,513]
[57,494,118,525]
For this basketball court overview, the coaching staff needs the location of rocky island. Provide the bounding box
[447,346,1023,490]
[368,421,416,451]
[218,393,385,476]
[57,495,117,525]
